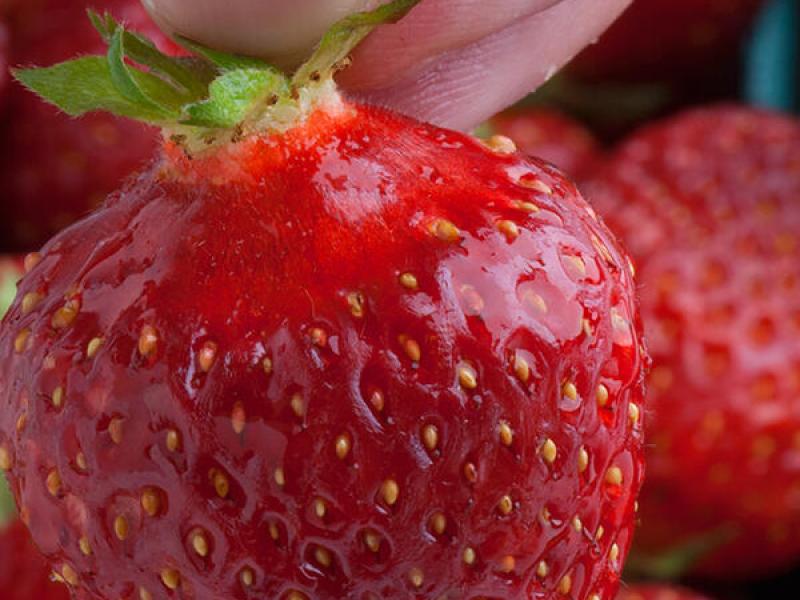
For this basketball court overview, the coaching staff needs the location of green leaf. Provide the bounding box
[182,68,289,128]
[294,0,421,85]
[14,57,173,122]
[108,28,189,117]
[0,477,15,526]
[89,10,212,100]
[175,36,273,72]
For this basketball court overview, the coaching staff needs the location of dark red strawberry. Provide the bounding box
[0,19,8,103]
[0,4,647,598]
[0,256,23,317]
[487,109,599,179]
[570,0,765,83]
[0,0,178,251]
[617,583,712,600]
[0,518,71,599]
[585,105,800,578]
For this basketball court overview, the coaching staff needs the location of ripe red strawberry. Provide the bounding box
[571,0,765,83]
[487,109,599,179]
[0,0,177,251]
[584,105,800,578]
[0,518,71,599]
[0,4,646,598]
[617,584,712,600]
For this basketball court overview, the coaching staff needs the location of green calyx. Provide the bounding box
[14,0,419,144]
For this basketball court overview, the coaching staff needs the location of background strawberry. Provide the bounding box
[617,583,712,600]
[584,105,800,579]
[570,0,766,84]
[0,7,647,598]
[487,109,599,179]
[0,519,70,599]
[0,0,177,251]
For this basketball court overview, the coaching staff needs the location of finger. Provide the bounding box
[338,0,562,88]
[141,0,371,68]
[347,0,631,130]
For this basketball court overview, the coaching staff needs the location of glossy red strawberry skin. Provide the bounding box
[571,0,765,83]
[585,106,800,578]
[617,584,712,600]
[0,519,71,599]
[0,0,176,251]
[0,99,646,599]
[489,110,599,179]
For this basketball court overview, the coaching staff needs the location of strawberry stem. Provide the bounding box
[13,0,421,145]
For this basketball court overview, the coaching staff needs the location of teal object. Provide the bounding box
[744,0,798,111]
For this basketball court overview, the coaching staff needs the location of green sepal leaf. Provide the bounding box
[293,0,420,85]
[182,68,289,128]
[90,10,212,100]
[0,477,15,526]
[175,36,273,72]
[14,57,174,122]
[107,28,184,117]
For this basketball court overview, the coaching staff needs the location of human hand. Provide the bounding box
[143,0,631,130]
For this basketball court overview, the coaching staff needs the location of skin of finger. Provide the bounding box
[338,0,563,89]
[142,0,372,67]
[349,0,632,130]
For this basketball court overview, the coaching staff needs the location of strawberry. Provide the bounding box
[616,584,711,600]
[584,105,800,578]
[0,256,23,317]
[487,109,599,179]
[570,0,765,83]
[0,19,8,103]
[0,0,177,251]
[0,3,647,599]
[0,518,71,599]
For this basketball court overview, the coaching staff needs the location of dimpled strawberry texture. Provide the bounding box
[489,110,599,180]
[570,0,765,82]
[0,100,646,600]
[0,519,71,599]
[585,106,800,578]
[616,584,711,600]
[0,0,176,251]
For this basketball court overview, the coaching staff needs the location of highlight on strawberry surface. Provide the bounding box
[0,0,798,598]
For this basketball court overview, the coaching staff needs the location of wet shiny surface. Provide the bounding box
[586,106,800,578]
[1,101,644,599]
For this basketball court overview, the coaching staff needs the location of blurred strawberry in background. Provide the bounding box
[617,583,712,600]
[571,0,766,84]
[487,108,599,178]
[0,0,177,251]
[585,105,800,580]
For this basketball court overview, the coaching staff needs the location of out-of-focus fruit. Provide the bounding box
[571,0,766,83]
[585,105,800,579]
[488,109,599,178]
[0,0,177,251]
